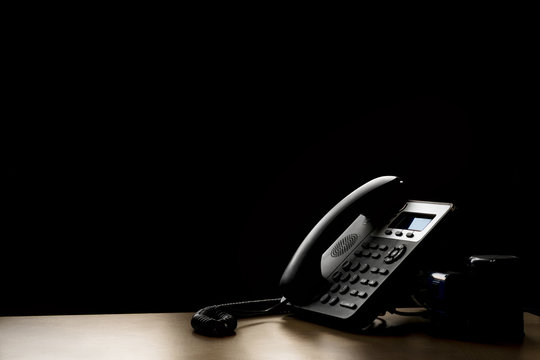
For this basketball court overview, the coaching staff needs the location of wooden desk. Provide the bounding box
[0,310,538,360]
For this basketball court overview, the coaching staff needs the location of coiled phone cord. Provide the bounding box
[192,295,432,337]
[191,297,291,337]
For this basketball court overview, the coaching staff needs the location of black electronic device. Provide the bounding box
[279,176,453,329]
[192,176,454,335]
[417,255,525,341]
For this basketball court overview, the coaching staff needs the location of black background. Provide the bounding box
[3,21,539,315]
[5,92,538,315]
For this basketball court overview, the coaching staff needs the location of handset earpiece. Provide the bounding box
[279,176,407,305]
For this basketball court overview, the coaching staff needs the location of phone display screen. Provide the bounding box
[389,212,435,231]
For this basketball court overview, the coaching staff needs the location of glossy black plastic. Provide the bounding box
[279,176,407,305]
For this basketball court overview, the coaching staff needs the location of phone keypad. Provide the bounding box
[319,238,406,311]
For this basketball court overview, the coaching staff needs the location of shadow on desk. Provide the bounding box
[279,313,527,344]
[194,312,540,360]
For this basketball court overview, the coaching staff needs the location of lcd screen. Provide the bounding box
[389,212,435,231]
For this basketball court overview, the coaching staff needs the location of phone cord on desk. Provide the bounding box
[191,297,291,337]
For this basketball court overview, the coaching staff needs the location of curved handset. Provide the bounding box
[279,176,407,305]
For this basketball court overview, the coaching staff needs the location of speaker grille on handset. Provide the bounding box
[330,234,358,257]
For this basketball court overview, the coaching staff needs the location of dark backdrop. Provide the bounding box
[5,89,538,315]
[4,17,538,314]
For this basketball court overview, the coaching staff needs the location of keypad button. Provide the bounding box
[379,268,389,275]
[371,253,381,259]
[350,262,360,271]
[320,293,331,303]
[330,283,340,293]
[368,280,378,287]
[395,231,403,236]
[360,278,369,285]
[341,273,351,282]
[349,289,359,296]
[370,267,379,273]
[369,243,379,249]
[384,229,392,235]
[342,261,352,270]
[332,272,342,281]
[339,285,350,294]
[358,291,367,298]
[339,302,357,309]
[359,263,370,273]
[406,232,414,238]
[329,296,339,305]
[379,244,388,251]
[350,274,360,284]
[362,250,371,257]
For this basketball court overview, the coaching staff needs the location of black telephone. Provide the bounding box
[192,176,454,336]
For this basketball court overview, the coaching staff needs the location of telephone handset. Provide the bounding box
[279,176,407,304]
[192,176,454,335]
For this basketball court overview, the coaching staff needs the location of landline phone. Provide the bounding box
[191,175,495,337]
[278,176,452,328]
